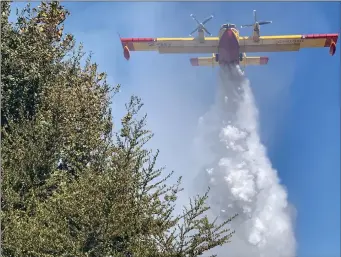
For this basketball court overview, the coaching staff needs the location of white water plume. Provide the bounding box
[193,66,296,257]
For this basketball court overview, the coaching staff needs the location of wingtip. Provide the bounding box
[190,58,199,66]
[260,57,269,65]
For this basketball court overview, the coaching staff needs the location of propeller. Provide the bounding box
[189,14,214,36]
[240,10,272,28]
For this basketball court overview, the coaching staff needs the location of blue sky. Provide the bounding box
[9,2,340,256]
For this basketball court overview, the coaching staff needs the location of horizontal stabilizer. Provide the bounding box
[190,56,269,67]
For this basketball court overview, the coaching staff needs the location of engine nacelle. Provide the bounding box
[329,41,336,56]
[123,45,130,60]
[215,53,219,62]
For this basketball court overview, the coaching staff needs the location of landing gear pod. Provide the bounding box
[123,45,130,60]
[329,41,336,56]
[239,53,244,62]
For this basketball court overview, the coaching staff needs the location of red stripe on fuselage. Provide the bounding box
[218,29,239,65]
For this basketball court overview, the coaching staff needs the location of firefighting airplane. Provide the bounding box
[120,10,338,68]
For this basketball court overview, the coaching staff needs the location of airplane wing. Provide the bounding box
[121,37,219,59]
[190,55,269,67]
[239,34,338,55]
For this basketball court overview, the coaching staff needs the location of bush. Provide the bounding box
[1,2,237,256]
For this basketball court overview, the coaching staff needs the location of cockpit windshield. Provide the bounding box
[222,23,236,29]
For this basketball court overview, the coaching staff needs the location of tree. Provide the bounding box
[1,2,237,256]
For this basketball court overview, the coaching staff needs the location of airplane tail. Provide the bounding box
[190,54,269,67]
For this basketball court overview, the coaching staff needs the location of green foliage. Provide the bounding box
[1,2,237,256]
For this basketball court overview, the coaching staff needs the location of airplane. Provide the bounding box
[120,10,338,69]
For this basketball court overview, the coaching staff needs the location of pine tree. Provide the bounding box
[1,2,237,256]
